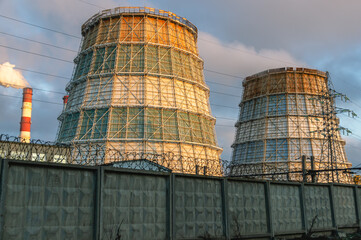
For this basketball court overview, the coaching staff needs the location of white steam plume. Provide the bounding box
[0,62,30,89]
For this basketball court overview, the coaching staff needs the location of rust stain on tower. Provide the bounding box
[231,67,352,183]
[57,7,223,175]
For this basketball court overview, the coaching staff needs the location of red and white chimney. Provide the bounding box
[19,87,32,143]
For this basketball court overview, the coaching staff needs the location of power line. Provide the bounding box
[1,13,359,114]
[1,63,243,102]
[214,116,236,121]
[211,103,239,110]
[0,38,246,80]
[215,124,235,128]
[206,80,243,89]
[77,0,106,9]
[0,14,81,39]
[0,63,70,80]
[0,44,73,64]
[32,87,65,95]
[77,0,307,70]
[14,67,70,80]
[0,93,62,105]
[4,65,244,101]
[0,81,66,95]
[210,90,241,98]
[0,31,78,53]
[204,68,244,79]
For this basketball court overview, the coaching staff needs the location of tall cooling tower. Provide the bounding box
[57,7,222,174]
[230,67,352,182]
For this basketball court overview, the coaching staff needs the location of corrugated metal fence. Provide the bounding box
[0,159,360,239]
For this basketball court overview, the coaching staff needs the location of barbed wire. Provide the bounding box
[0,134,226,176]
[0,134,357,183]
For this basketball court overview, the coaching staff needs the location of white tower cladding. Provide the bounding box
[57,7,223,175]
[231,67,352,183]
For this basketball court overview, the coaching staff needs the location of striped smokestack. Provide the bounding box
[19,87,32,143]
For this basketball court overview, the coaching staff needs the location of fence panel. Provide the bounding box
[333,186,357,227]
[1,163,96,240]
[101,170,169,240]
[174,176,223,239]
[1,160,361,240]
[303,185,333,230]
[227,180,268,237]
[270,183,303,233]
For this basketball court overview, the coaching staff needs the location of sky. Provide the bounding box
[0,0,361,166]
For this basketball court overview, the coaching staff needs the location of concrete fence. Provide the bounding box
[0,159,360,239]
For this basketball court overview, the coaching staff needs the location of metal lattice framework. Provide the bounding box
[230,67,352,183]
[56,7,222,175]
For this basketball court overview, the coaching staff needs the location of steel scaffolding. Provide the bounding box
[230,67,352,183]
[56,7,222,175]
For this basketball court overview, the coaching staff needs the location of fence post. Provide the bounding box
[302,155,307,182]
[300,183,308,235]
[353,186,360,230]
[221,178,229,239]
[329,184,337,230]
[265,181,274,238]
[0,159,9,238]
[170,173,175,240]
[95,166,103,240]
[310,156,316,183]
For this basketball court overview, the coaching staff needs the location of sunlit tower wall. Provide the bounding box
[230,67,352,182]
[56,7,223,175]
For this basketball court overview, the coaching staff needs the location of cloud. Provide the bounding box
[197,31,306,161]
[0,0,360,166]
[199,31,307,78]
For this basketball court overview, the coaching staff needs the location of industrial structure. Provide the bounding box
[56,7,223,175]
[19,87,32,143]
[230,67,352,182]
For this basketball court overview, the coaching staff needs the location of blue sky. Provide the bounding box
[1,0,361,165]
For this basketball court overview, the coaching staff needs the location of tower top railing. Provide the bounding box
[244,67,327,83]
[82,7,198,35]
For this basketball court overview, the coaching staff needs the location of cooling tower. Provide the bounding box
[230,67,352,183]
[57,7,222,175]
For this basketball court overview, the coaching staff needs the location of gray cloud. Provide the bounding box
[0,0,360,165]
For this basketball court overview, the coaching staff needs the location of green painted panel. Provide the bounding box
[333,186,357,226]
[109,108,127,138]
[145,108,162,139]
[178,112,192,142]
[107,107,216,144]
[58,112,80,142]
[117,44,131,72]
[127,107,144,138]
[270,184,303,233]
[227,181,268,236]
[304,185,333,229]
[79,109,95,140]
[163,110,178,140]
[2,165,95,240]
[174,177,223,238]
[93,109,109,139]
[102,172,168,239]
